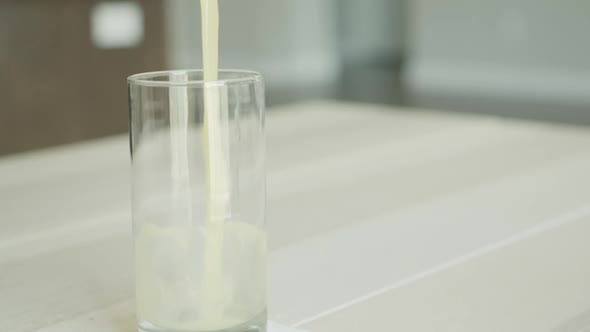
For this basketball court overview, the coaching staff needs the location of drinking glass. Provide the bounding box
[128,70,266,332]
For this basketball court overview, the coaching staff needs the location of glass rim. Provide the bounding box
[127,69,263,88]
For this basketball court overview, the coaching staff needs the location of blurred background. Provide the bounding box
[1,0,590,155]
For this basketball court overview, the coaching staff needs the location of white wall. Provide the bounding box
[165,0,340,87]
[405,0,590,103]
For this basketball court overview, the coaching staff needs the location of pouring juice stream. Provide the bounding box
[200,0,229,325]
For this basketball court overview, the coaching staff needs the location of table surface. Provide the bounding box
[2,101,590,332]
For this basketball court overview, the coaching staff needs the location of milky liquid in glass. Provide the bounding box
[136,221,266,332]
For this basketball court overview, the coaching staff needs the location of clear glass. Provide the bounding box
[128,70,266,332]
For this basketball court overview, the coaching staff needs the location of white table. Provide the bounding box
[2,101,590,332]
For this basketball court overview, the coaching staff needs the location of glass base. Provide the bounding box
[138,311,267,332]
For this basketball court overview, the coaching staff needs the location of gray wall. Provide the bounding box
[405,0,590,104]
[338,0,403,63]
[165,0,340,87]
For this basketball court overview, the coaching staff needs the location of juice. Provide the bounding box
[136,223,266,332]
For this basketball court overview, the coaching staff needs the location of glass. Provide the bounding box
[128,70,266,332]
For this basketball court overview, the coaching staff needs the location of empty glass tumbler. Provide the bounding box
[128,70,266,332]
